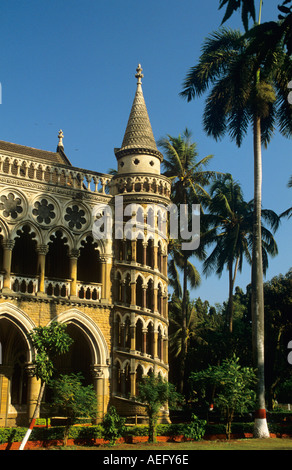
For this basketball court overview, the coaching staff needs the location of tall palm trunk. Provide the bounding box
[251,114,269,438]
[179,255,188,394]
[227,257,239,334]
[179,189,189,394]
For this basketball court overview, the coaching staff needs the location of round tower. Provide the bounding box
[110,65,171,423]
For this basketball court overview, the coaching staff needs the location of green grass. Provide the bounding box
[33,438,292,451]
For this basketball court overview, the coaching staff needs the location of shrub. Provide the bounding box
[183,414,206,441]
[102,406,126,445]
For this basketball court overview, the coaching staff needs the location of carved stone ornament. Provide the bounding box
[32,198,56,224]
[0,192,23,219]
[64,204,86,230]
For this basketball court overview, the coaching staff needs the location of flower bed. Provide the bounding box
[0,421,291,450]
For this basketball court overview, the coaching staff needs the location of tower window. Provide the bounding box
[133,158,140,165]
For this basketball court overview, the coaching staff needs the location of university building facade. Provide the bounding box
[0,65,171,426]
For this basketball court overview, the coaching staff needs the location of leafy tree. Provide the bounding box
[159,129,215,393]
[19,322,73,450]
[189,356,257,439]
[280,175,292,219]
[180,24,291,438]
[102,406,126,445]
[137,372,181,442]
[49,372,98,446]
[219,0,292,54]
[203,173,279,333]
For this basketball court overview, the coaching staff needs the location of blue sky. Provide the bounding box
[1,0,291,307]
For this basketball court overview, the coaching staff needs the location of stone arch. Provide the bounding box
[11,220,43,246]
[44,226,75,251]
[10,223,39,278]
[53,309,110,375]
[0,302,36,363]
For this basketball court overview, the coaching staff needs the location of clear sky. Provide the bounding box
[1,0,291,307]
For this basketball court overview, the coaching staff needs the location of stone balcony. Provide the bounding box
[5,273,102,302]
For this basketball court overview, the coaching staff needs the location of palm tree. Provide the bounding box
[203,174,279,334]
[280,175,292,219]
[180,27,292,438]
[158,129,216,393]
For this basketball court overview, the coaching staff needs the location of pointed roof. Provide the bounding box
[115,64,163,161]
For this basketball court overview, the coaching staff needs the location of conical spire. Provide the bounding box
[115,64,163,161]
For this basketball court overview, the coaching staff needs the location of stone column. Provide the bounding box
[142,328,147,355]
[142,242,147,266]
[26,364,41,422]
[153,244,158,270]
[0,365,13,426]
[36,244,48,296]
[69,249,79,298]
[153,287,158,312]
[130,281,136,307]
[130,315,136,352]
[153,327,158,359]
[142,284,147,309]
[130,370,136,397]
[91,366,106,424]
[100,255,112,302]
[131,239,137,263]
[2,240,14,292]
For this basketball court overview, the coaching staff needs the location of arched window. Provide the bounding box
[46,230,70,279]
[136,275,143,307]
[135,319,143,353]
[78,236,101,283]
[11,225,37,276]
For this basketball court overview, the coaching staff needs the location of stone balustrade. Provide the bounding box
[0,154,112,194]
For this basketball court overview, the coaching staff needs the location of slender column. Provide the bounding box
[153,328,158,359]
[0,365,13,426]
[26,364,41,422]
[36,245,48,295]
[142,328,147,355]
[130,281,136,306]
[2,240,14,292]
[142,242,147,265]
[153,245,158,270]
[142,284,147,309]
[69,249,79,298]
[100,255,112,302]
[91,366,107,424]
[100,257,106,300]
[130,370,136,397]
[130,314,136,352]
[131,239,137,262]
[153,287,158,312]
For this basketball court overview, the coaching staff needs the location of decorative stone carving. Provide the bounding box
[0,192,23,219]
[32,198,56,224]
[64,204,86,230]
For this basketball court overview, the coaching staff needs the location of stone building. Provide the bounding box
[0,65,171,426]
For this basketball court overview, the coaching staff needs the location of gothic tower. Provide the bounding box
[110,65,171,422]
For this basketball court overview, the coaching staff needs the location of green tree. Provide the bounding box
[219,0,292,53]
[49,372,98,446]
[19,322,73,450]
[189,356,257,439]
[137,372,181,443]
[102,406,126,446]
[280,175,292,219]
[159,129,215,393]
[203,173,279,333]
[180,25,292,438]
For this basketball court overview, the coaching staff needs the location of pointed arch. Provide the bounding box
[53,309,110,374]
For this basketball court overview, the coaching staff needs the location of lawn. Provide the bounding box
[30,438,292,451]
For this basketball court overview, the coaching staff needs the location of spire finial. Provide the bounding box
[58,129,64,148]
[135,64,143,85]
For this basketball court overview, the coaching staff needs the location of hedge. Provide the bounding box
[1,421,291,445]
